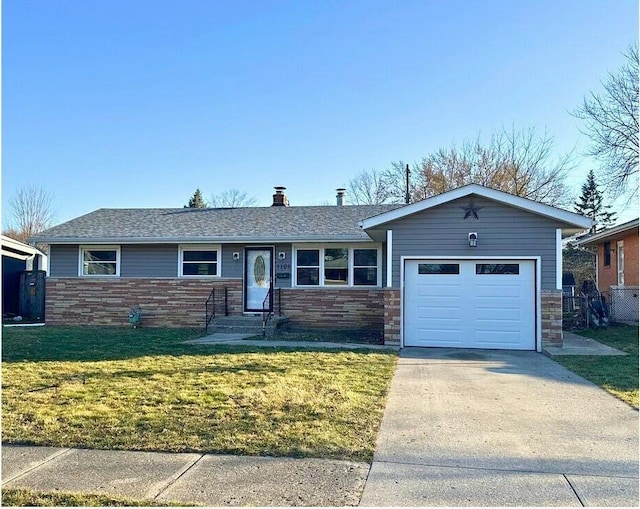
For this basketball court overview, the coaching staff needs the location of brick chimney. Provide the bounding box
[272,186,289,207]
[336,188,346,206]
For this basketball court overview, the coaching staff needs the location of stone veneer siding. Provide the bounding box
[541,290,563,347]
[45,278,243,327]
[383,289,401,345]
[278,288,384,333]
[45,278,564,349]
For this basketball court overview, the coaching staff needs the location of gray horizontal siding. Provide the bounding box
[120,245,177,277]
[220,244,293,287]
[389,196,564,290]
[49,245,79,277]
[221,245,243,278]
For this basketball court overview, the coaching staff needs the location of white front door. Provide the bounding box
[245,248,273,312]
[404,259,536,350]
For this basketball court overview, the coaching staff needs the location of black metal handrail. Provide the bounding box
[205,287,216,332]
[277,287,282,316]
[262,281,274,337]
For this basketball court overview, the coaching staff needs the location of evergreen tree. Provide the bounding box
[574,170,616,233]
[185,188,207,208]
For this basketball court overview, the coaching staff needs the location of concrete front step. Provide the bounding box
[207,315,289,335]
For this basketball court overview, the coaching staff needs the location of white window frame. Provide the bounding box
[293,244,382,287]
[178,244,222,278]
[78,245,121,277]
[617,240,624,286]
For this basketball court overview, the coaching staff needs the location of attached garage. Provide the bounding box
[403,258,536,350]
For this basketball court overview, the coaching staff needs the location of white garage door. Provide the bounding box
[404,259,535,350]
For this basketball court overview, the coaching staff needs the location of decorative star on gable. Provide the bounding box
[460,201,483,220]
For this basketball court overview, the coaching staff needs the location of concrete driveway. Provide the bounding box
[360,348,639,507]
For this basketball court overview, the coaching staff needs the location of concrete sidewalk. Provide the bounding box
[544,331,628,356]
[186,333,399,351]
[2,445,369,506]
[360,348,639,507]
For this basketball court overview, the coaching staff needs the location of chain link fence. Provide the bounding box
[608,286,639,323]
[563,286,639,329]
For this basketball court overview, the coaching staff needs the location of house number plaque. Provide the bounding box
[275,262,291,280]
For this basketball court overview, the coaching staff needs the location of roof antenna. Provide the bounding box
[405,164,410,204]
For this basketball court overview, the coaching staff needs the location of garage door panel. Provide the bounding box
[474,298,527,311]
[475,331,533,349]
[404,259,535,350]
[474,278,522,297]
[413,328,464,347]
[417,306,461,319]
[416,283,463,297]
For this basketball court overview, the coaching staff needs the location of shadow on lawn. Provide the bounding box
[1,326,392,363]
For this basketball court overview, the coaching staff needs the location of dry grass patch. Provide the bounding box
[1,488,193,507]
[2,327,397,461]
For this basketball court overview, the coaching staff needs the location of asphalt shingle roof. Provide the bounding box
[32,205,402,243]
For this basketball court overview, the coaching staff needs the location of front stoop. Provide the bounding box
[207,315,289,336]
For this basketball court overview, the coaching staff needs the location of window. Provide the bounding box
[418,263,460,275]
[604,242,611,267]
[180,246,220,277]
[296,249,320,285]
[294,246,380,286]
[324,248,348,285]
[354,249,378,285]
[80,246,120,276]
[476,263,520,275]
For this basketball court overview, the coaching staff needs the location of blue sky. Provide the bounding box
[2,0,638,226]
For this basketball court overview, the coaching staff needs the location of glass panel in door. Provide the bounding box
[245,248,272,311]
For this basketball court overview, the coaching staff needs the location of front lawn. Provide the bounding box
[1,488,191,507]
[2,326,397,462]
[554,324,639,409]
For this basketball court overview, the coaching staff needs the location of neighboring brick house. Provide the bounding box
[32,184,591,350]
[575,218,639,322]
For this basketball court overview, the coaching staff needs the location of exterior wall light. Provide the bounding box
[468,232,478,247]
[232,252,240,260]
[278,252,286,260]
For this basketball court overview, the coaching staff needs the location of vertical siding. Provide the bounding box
[388,196,565,290]
[49,245,79,277]
[120,245,178,277]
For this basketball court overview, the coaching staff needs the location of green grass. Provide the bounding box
[554,324,639,409]
[1,488,194,507]
[2,326,397,462]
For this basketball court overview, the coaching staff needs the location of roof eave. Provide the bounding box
[30,235,376,245]
[574,219,640,247]
[1,235,46,256]
[360,184,593,230]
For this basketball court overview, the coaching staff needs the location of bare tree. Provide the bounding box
[573,44,639,199]
[3,186,55,244]
[348,169,394,204]
[209,189,256,208]
[348,164,415,205]
[409,127,573,206]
